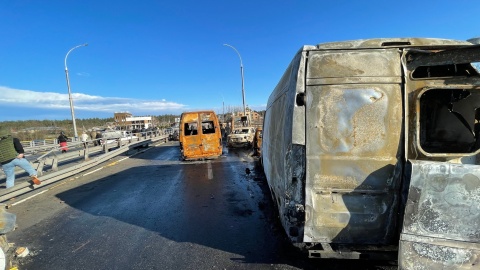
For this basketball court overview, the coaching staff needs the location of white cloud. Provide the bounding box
[0,86,187,113]
[76,72,90,77]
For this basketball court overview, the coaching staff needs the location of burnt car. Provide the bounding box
[166,128,179,141]
[262,37,480,267]
[252,127,262,156]
[179,111,222,160]
[226,127,256,148]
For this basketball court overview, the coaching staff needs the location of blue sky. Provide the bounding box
[0,0,479,121]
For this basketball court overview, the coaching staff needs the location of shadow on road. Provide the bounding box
[48,150,314,268]
[37,145,395,269]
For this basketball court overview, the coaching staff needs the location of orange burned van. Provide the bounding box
[179,111,223,160]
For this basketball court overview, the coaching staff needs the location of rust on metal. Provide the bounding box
[179,111,222,160]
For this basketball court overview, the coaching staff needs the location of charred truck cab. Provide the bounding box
[262,38,480,268]
[179,111,222,160]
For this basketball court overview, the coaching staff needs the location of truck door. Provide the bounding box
[181,113,202,159]
[400,45,480,269]
[304,49,404,246]
[399,161,480,269]
[199,112,222,158]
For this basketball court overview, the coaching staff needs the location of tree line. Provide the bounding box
[0,110,263,141]
[0,115,180,141]
[0,118,113,141]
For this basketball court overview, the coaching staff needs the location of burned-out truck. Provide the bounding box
[179,111,223,160]
[262,38,480,268]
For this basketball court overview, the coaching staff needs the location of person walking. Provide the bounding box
[57,131,69,153]
[0,129,41,189]
[90,130,98,146]
[95,132,103,145]
[80,131,89,148]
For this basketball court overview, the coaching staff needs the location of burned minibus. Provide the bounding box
[262,38,480,268]
[179,111,223,160]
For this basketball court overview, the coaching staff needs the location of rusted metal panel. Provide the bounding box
[406,44,480,69]
[400,46,480,268]
[315,38,471,50]
[399,160,480,269]
[305,84,403,244]
[399,234,480,269]
[307,49,402,79]
[403,46,480,161]
[263,50,306,242]
[179,111,222,160]
[304,48,403,245]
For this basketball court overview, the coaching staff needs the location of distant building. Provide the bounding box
[126,116,153,130]
[114,112,133,130]
[235,107,263,126]
[114,112,153,130]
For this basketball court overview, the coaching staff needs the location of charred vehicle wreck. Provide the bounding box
[262,37,480,269]
[179,111,223,160]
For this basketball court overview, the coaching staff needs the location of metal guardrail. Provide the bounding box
[21,139,57,153]
[0,131,169,203]
[21,130,170,154]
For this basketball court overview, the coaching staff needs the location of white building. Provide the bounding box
[125,116,153,130]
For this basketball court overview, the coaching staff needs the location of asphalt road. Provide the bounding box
[5,141,397,270]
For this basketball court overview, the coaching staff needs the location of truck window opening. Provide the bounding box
[184,122,198,136]
[201,121,215,134]
[412,63,478,79]
[420,89,480,153]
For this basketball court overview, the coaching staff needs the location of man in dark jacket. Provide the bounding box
[95,132,103,145]
[90,130,98,146]
[0,129,41,188]
[57,131,69,153]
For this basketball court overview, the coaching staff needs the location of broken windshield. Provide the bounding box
[233,129,249,134]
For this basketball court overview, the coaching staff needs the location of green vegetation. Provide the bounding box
[0,112,265,141]
[0,118,114,141]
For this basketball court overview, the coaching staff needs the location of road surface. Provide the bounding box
[5,141,396,269]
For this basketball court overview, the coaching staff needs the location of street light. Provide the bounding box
[219,93,225,124]
[223,44,246,123]
[64,43,88,140]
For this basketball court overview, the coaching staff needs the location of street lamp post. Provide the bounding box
[219,93,225,124]
[65,43,88,140]
[223,44,247,124]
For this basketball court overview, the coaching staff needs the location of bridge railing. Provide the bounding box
[0,130,169,203]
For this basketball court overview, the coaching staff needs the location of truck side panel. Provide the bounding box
[398,45,480,269]
[399,161,480,269]
[263,50,307,242]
